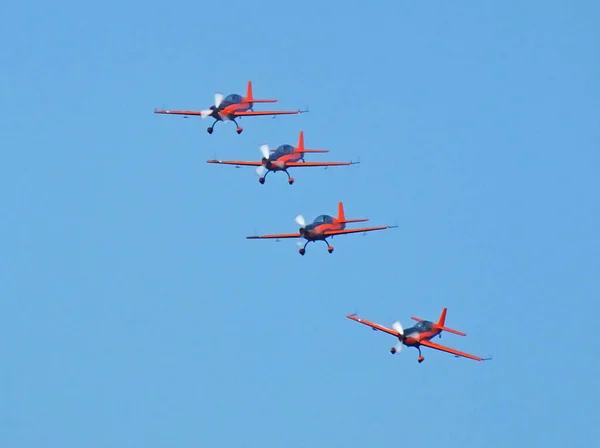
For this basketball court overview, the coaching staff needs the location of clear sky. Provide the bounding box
[2,1,599,446]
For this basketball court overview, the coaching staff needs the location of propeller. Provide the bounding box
[200,93,224,119]
[390,320,405,354]
[259,144,270,160]
[214,93,223,108]
[392,320,404,337]
[255,165,267,178]
[295,215,306,228]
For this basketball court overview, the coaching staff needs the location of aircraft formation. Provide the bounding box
[154,80,490,364]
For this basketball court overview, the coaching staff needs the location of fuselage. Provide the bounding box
[300,215,346,241]
[263,144,302,171]
[209,93,251,121]
[400,320,440,346]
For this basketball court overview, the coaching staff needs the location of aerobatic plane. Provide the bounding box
[247,202,397,255]
[347,308,490,363]
[154,81,307,134]
[206,131,358,184]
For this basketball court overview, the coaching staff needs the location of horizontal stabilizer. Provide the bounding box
[297,149,329,153]
[438,326,467,336]
[342,218,369,223]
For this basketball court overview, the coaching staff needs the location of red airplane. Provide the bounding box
[246,201,398,255]
[206,131,358,185]
[347,308,490,363]
[154,81,307,134]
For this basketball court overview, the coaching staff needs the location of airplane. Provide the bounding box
[154,81,307,134]
[347,308,490,364]
[206,131,358,185]
[246,201,398,255]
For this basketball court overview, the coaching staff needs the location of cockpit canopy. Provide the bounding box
[270,144,295,160]
[313,215,333,224]
[413,321,433,332]
[220,93,243,106]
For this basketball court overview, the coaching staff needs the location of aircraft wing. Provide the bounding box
[419,339,484,361]
[246,232,301,240]
[324,225,398,236]
[206,159,262,166]
[232,110,305,117]
[154,109,203,116]
[285,161,357,167]
[346,314,400,337]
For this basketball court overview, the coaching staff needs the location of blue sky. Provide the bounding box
[1,0,599,446]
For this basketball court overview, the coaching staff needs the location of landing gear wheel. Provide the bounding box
[418,356,424,363]
[207,127,213,134]
[288,178,295,185]
[299,248,306,256]
[327,246,334,254]
[259,178,265,184]
[390,347,397,354]
[236,127,243,134]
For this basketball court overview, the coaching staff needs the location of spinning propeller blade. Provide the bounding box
[392,321,404,336]
[256,165,267,177]
[214,93,223,108]
[295,215,306,228]
[259,144,270,159]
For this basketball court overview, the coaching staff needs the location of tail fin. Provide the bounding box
[295,131,329,153]
[244,81,277,103]
[436,308,467,336]
[438,308,447,327]
[337,201,369,224]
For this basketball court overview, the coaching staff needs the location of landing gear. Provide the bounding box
[232,118,243,134]
[283,170,294,185]
[207,119,219,134]
[299,240,310,256]
[390,347,397,354]
[297,239,335,255]
[258,169,270,185]
[416,346,424,363]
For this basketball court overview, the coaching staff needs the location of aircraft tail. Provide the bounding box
[295,131,329,153]
[244,81,277,103]
[436,308,467,336]
[337,201,369,224]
